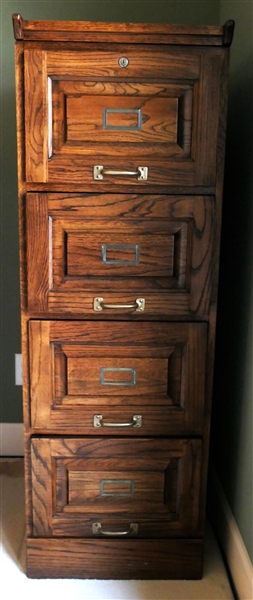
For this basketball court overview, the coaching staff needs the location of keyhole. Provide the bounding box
[118,56,129,68]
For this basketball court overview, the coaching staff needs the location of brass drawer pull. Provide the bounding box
[92,522,139,536]
[93,165,148,180]
[93,414,142,428]
[93,297,145,312]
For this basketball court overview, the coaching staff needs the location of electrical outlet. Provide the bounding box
[15,353,23,385]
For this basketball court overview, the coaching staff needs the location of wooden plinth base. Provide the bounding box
[26,537,203,579]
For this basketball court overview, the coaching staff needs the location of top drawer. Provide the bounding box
[24,45,223,187]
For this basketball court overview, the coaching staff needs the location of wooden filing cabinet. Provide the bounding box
[13,14,234,579]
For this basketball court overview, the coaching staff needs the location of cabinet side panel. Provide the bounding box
[195,51,222,186]
[199,49,231,521]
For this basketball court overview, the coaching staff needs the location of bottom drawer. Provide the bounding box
[31,437,203,538]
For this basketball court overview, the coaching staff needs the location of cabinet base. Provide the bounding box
[26,537,203,579]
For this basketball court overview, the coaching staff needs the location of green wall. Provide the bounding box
[212,0,253,564]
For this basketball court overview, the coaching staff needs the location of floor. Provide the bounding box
[0,458,235,600]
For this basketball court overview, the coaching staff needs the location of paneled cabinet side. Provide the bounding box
[199,47,231,521]
[14,42,32,536]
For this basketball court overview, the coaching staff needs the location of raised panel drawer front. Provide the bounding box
[29,320,206,435]
[26,193,214,317]
[24,45,222,186]
[31,437,202,538]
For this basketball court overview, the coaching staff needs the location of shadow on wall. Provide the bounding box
[211,53,253,506]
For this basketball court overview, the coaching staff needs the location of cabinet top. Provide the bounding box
[12,14,234,46]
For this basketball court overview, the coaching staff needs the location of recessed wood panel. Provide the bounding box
[31,437,202,537]
[65,94,178,145]
[52,74,193,161]
[67,357,169,396]
[66,230,175,278]
[68,469,165,506]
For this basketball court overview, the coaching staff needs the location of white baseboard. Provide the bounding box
[0,423,24,456]
[208,462,253,600]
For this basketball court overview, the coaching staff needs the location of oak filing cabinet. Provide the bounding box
[13,14,234,579]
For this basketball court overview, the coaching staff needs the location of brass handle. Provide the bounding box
[93,165,148,180]
[92,523,139,536]
[93,414,142,428]
[93,297,145,312]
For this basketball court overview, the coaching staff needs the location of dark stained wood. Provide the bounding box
[198,49,232,524]
[223,20,235,47]
[31,437,202,537]
[13,16,233,579]
[31,438,53,535]
[27,537,203,579]
[18,182,217,194]
[12,14,24,40]
[194,52,222,186]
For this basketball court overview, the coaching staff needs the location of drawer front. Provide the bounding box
[29,320,206,435]
[26,193,214,317]
[24,46,222,186]
[31,437,203,538]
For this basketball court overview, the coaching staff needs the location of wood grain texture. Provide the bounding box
[26,193,49,312]
[52,80,192,157]
[52,80,192,159]
[198,50,232,524]
[31,437,203,537]
[31,438,52,535]
[22,44,223,187]
[29,321,52,429]
[26,537,203,579]
[194,52,222,186]
[65,94,178,145]
[13,15,231,50]
[13,17,233,580]
[24,49,48,182]
[14,44,27,310]
[47,45,201,81]
[13,14,24,40]
[26,193,213,317]
[29,320,206,435]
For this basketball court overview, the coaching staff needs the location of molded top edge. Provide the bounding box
[12,14,234,46]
